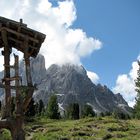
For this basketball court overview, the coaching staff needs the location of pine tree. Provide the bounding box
[134,61,140,119]
[66,103,79,120]
[46,95,60,119]
[38,99,44,114]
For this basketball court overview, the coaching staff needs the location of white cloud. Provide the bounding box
[87,71,99,84]
[0,0,102,72]
[113,57,140,107]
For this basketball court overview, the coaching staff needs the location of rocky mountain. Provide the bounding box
[0,54,132,114]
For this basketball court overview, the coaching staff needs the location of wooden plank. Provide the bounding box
[0,27,39,43]
[2,76,21,82]
[8,37,23,44]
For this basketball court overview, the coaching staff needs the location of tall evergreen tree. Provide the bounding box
[66,103,79,120]
[38,99,44,114]
[46,95,60,119]
[134,61,140,119]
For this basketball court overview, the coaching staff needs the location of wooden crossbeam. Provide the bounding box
[0,27,39,43]
[0,83,34,90]
[2,76,21,82]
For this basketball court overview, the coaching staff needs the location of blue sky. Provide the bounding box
[73,0,140,88]
[0,0,140,106]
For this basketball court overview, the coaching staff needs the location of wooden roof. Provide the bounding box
[0,16,46,58]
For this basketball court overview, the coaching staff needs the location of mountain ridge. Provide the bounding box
[0,54,132,114]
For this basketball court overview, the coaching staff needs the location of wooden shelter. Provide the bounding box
[0,16,46,140]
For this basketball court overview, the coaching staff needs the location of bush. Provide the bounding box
[82,104,95,117]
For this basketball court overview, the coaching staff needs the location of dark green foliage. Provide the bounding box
[82,104,95,117]
[25,98,36,117]
[46,95,60,119]
[35,99,44,116]
[134,99,140,119]
[100,112,105,117]
[104,111,112,116]
[66,103,79,120]
[113,109,130,120]
[134,61,140,119]
[38,99,44,114]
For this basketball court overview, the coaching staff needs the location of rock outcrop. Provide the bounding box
[0,54,132,114]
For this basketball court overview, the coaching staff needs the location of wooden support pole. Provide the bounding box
[1,29,11,118]
[14,54,23,115]
[14,54,25,140]
[24,38,32,86]
[22,38,34,112]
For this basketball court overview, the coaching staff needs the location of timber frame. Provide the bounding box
[0,16,46,140]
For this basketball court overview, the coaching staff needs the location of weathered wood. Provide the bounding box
[0,84,33,90]
[2,76,21,82]
[0,17,45,140]
[0,27,39,43]
[23,86,34,112]
[14,54,25,140]
[1,29,11,118]
[24,41,33,86]
[3,64,15,68]
[23,48,35,112]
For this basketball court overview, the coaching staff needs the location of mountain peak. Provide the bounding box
[0,54,132,114]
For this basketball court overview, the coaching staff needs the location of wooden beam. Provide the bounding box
[2,76,21,82]
[0,83,34,90]
[8,37,22,44]
[0,27,39,43]
[8,37,38,50]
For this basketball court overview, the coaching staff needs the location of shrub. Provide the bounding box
[82,104,95,117]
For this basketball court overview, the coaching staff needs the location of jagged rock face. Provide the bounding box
[0,54,131,114]
[19,54,47,85]
[31,55,131,113]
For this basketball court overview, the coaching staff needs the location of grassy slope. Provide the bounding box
[24,116,140,140]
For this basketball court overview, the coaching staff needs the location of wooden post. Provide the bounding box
[13,54,25,140]
[24,38,32,86]
[1,29,11,118]
[23,39,34,112]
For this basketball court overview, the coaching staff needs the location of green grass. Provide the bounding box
[0,116,140,140]
[25,116,140,140]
